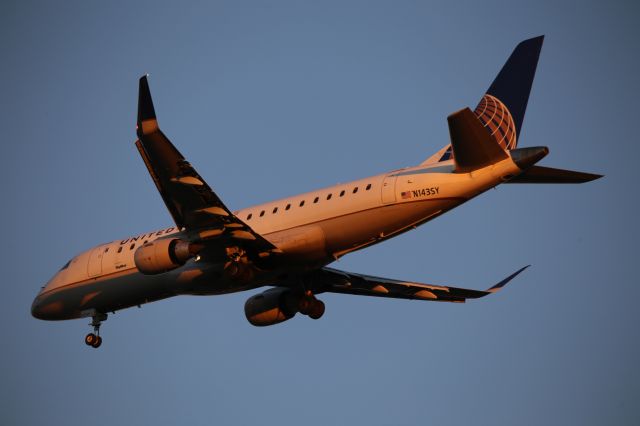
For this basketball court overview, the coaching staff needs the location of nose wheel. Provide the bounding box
[85,333,102,348]
[85,313,107,349]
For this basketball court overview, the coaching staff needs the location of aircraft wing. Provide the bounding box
[135,76,276,253]
[310,265,529,302]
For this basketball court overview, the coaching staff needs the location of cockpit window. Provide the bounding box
[59,259,71,271]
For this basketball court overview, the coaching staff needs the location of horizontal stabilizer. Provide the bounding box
[507,165,603,184]
[448,107,508,172]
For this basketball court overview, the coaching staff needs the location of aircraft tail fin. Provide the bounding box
[430,36,544,164]
[475,36,544,150]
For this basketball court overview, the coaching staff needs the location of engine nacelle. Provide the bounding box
[134,238,193,275]
[244,288,298,326]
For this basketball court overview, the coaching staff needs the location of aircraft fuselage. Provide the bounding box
[31,157,520,321]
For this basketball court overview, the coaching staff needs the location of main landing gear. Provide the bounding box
[85,313,107,349]
[298,291,325,320]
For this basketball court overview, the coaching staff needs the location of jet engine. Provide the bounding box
[244,288,298,326]
[244,288,325,326]
[134,238,195,275]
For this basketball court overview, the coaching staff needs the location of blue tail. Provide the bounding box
[432,37,544,164]
[474,36,544,150]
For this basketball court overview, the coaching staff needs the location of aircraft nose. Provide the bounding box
[31,291,46,319]
[31,288,61,320]
[32,300,41,319]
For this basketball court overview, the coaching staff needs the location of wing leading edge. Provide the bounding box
[309,265,530,303]
[135,76,276,253]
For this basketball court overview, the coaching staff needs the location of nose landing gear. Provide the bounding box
[85,313,107,349]
[85,333,102,348]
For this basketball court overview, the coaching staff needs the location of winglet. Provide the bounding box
[486,265,530,293]
[137,75,158,137]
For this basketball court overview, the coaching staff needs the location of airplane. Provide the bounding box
[31,36,601,348]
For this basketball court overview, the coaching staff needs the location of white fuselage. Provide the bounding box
[31,156,521,321]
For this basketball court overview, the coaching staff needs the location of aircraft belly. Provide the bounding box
[32,270,177,320]
[265,225,328,262]
[321,199,460,256]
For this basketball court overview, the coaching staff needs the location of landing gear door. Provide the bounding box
[381,175,397,204]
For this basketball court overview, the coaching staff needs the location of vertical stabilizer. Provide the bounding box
[475,36,544,149]
[431,36,544,164]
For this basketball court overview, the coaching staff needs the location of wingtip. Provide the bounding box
[487,265,530,293]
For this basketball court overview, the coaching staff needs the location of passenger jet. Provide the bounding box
[31,36,601,348]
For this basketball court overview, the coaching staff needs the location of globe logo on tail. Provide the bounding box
[474,94,517,150]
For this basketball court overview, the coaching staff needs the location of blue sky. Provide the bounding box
[2,1,638,425]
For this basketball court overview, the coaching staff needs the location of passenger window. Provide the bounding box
[314,197,319,203]
[340,190,345,197]
[117,247,123,253]
[273,207,278,214]
[260,210,265,217]
[129,243,135,250]
[353,187,358,194]
[326,194,332,200]
[285,204,291,210]
[104,247,109,253]
[299,200,305,207]
[247,213,252,220]
[366,183,372,190]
